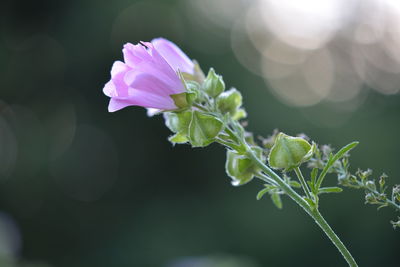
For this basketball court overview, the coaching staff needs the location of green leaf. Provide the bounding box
[289,181,302,188]
[271,192,283,209]
[202,68,225,98]
[268,133,312,170]
[188,111,223,147]
[318,187,343,194]
[315,141,359,190]
[257,187,271,200]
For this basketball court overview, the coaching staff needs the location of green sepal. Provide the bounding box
[168,133,189,145]
[226,146,263,186]
[170,91,197,110]
[216,88,245,119]
[232,108,247,120]
[202,68,225,98]
[181,60,205,83]
[164,111,192,134]
[188,111,223,147]
[268,133,313,171]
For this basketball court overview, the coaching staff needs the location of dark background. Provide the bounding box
[0,0,399,266]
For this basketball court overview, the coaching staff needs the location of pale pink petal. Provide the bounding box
[122,43,151,67]
[103,38,189,113]
[152,38,194,74]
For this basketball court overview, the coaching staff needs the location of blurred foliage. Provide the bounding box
[0,0,399,266]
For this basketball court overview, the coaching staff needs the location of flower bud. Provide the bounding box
[226,147,263,186]
[164,111,192,144]
[216,88,246,120]
[187,111,223,147]
[268,133,313,170]
[202,68,225,98]
[365,181,376,191]
[365,193,376,203]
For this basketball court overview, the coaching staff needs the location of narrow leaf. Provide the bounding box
[318,187,343,194]
[271,193,283,209]
[315,141,359,190]
[289,181,302,188]
[257,188,271,200]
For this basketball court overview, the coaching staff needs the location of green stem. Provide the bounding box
[294,167,313,200]
[247,148,358,267]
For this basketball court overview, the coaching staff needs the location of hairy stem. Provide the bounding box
[294,167,313,200]
[247,147,358,267]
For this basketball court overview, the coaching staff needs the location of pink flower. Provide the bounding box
[103,38,194,112]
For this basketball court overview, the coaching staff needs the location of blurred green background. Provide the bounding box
[0,0,399,266]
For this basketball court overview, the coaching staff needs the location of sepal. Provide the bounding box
[268,133,313,171]
[202,68,225,98]
[226,146,263,186]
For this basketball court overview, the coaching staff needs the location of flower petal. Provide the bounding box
[152,38,194,74]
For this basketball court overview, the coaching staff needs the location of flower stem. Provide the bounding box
[247,147,358,267]
[294,167,313,200]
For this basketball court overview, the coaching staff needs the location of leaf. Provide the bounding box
[315,141,359,190]
[271,192,283,209]
[257,187,271,200]
[318,187,343,194]
[289,181,302,188]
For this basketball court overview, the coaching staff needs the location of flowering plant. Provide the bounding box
[103,38,400,267]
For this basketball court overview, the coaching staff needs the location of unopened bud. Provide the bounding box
[268,132,313,170]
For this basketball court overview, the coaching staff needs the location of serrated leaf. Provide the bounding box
[271,192,283,209]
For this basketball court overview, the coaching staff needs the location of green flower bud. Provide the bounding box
[164,111,192,144]
[187,110,223,147]
[202,68,225,98]
[268,133,313,170]
[216,88,245,119]
[165,110,223,147]
[365,193,376,203]
[226,147,263,186]
[171,92,196,109]
[365,181,376,191]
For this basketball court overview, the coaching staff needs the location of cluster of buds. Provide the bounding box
[102,38,322,205]
[308,143,400,228]
[103,38,398,231]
